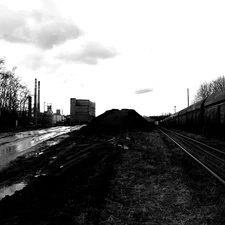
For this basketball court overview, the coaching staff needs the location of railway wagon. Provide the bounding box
[186,99,205,129]
[162,88,225,133]
[163,112,179,127]
[178,107,188,127]
[163,100,205,130]
[204,89,225,131]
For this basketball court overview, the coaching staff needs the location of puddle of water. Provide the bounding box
[14,126,83,153]
[0,182,26,200]
[0,126,87,198]
[0,126,85,169]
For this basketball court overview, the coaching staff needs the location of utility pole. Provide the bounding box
[187,88,189,107]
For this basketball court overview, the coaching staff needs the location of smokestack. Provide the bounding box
[28,95,32,118]
[38,81,40,113]
[34,79,37,124]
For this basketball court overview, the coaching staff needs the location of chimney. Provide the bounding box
[34,79,37,124]
[38,81,40,113]
[28,95,32,118]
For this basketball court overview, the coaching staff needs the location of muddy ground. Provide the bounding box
[0,129,225,224]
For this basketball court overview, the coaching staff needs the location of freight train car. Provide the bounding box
[162,88,225,134]
[204,89,225,130]
[162,112,179,127]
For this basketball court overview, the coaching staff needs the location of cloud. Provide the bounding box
[57,41,118,65]
[23,53,46,70]
[135,88,153,94]
[22,52,61,71]
[0,5,82,49]
[34,19,82,49]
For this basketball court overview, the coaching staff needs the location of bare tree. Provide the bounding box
[193,82,213,103]
[193,76,225,103]
[212,76,225,93]
[18,84,30,117]
[0,58,31,127]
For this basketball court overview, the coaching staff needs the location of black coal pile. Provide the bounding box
[83,109,150,133]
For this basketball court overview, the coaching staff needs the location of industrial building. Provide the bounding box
[70,98,95,125]
[53,109,65,125]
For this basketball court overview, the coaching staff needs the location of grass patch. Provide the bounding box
[99,130,225,224]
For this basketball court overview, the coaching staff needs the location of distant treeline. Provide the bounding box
[0,58,30,128]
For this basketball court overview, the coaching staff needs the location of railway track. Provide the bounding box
[159,128,225,186]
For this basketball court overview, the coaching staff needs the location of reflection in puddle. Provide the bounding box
[0,182,26,200]
[0,125,85,169]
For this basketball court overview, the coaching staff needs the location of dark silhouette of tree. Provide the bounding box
[212,76,225,93]
[193,76,225,103]
[0,58,31,128]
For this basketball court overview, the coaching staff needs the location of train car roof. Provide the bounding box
[170,112,179,118]
[204,88,225,107]
[174,112,179,116]
[178,107,188,116]
[178,99,205,116]
[186,99,205,112]
[162,112,178,121]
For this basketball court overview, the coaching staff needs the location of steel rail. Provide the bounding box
[161,128,225,169]
[162,127,225,156]
[159,128,225,186]
[165,131,225,166]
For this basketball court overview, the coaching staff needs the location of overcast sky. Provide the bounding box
[1,0,225,116]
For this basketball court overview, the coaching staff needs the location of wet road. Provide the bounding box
[0,125,85,170]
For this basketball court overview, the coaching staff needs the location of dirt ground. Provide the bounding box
[0,129,225,224]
